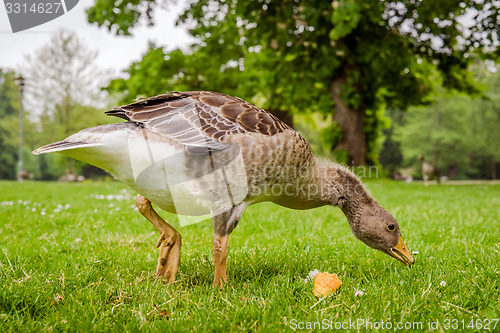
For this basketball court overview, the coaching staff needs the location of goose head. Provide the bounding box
[318,164,414,266]
[340,197,414,266]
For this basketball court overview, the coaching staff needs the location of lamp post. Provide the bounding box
[15,75,25,182]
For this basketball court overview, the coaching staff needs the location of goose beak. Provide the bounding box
[387,236,414,266]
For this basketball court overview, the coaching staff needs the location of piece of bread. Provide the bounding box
[313,272,342,297]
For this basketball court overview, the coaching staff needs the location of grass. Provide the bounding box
[0,180,499,332]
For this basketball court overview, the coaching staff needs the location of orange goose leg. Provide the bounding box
[213,234,229,287]
[211,203,246,288]
[135,194,181,283]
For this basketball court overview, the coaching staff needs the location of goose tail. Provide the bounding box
[32,141,102,155]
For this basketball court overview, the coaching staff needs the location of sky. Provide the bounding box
[0,0,195,74]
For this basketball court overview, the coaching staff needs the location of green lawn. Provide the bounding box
[0,180,499,332]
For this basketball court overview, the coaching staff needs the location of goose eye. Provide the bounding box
[388,224,395,230]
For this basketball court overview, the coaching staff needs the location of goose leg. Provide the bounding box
[135,194,181,283]
[211,203,248,288]
[213,234,229,287]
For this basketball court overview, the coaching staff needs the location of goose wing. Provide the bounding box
[105,91,291,150]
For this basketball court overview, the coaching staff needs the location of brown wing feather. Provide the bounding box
[106,91,292,145]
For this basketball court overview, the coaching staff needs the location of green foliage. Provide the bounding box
[294,113,334,156]
[1,180,499,330]
[330,0,363,39]
[0,69,59,180]
[320,122,343,149]
[379,109,404,177]
[395,95,474,177]
[391,65,500,179]
[331,149,350,165]
[88,0,500,164]
[364,106,391,166]
[0,70,19,179]
[86,0,159,35]
[176,0,493,114]
[106,46,243,104]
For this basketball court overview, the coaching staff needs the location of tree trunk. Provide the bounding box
[491,155,497,180]
[331,75,366,166]
[67,157,75,175]
[269,108,294,128]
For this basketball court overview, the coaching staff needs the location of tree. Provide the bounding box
[0,70,20,179]
[465,65,500,179]
[0,69,48,180]
[22,30,110,174]
[393,65,500,179]
[378,108,404,177]
[88,0,500,165]
[394,93,473,178]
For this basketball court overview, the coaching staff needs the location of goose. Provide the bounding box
[418,154,441,186]
[33,91,414,287]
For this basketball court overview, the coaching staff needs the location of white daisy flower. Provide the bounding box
[304,269,320,283]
